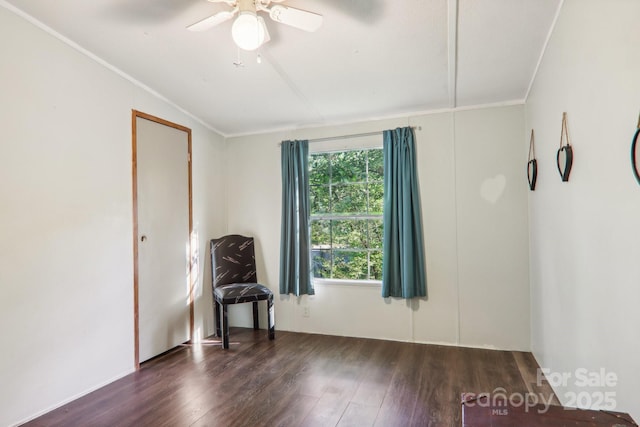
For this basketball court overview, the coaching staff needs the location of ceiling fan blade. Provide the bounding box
[187,10,236,32]
[269,5,323,32]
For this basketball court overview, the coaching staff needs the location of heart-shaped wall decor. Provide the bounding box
[527,129,537,191]
[527,159,537,190]
[557,112,573,182]
[556,145,573,182]
[632,127,640,186]
[480,174,506,204]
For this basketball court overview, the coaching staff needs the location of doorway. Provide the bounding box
[132,110,194,367]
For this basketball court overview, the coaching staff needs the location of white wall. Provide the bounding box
[226,105,530,351]
[0,6,226,426]
[526,0,640,419]
[455,107,530,349]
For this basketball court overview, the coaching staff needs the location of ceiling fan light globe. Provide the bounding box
[232,12,265,51]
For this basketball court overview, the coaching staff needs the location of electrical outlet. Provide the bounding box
[303,306,310,318]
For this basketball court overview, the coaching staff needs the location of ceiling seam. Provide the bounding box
[524,0,565,102]
[0,0,227,137]
[260,49,325,124]
[225,99,526,139]
[447,0,459,109]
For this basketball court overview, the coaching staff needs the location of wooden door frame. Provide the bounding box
[131,110,194,369]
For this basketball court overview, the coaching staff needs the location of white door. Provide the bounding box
[135,114,191,363]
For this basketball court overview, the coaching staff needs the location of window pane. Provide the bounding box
[309,153,330,185]
[370,251,383,280]
[369,183,383,214]
[369,219,383,248]
[331,183,367,214]
[311,220,331,247]
[310,184,330,213]
[331,151,367,183]
[332,219,368,249]
[312,249,331,279]
[368,149,384,182]
[332,250,368,280]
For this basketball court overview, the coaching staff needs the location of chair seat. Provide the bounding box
[214,283,272,305]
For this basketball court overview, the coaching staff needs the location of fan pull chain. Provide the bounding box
[233,46,245,68]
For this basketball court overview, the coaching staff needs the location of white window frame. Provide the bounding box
[309,134,383,286]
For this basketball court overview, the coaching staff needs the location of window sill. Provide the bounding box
[313,278,382,288]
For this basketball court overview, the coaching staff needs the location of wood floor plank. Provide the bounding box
[298,336,371,426]
[350,338,401,408]
[219,335,325,427]
[513,350,562,406]
[433,346,473,426]
[22,328,558,427]
[409,344,453,426]
[373,343,425,427]
[261,394,319,427]
[336,402,379,427]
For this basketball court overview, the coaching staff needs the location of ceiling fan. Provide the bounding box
[188,0,323,51]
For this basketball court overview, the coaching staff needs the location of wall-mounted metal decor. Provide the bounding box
[556,112,573,182]
[527,129,537,191]
[632,113,640,186]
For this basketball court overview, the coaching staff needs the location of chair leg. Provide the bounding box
[267,295,275,340]
[222,303,229,349]
[252,301,259,330]
[215,300,221,338]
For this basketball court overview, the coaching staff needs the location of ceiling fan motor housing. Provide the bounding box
[237,0,257,13]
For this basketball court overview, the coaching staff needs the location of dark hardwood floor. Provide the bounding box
[22,328,557,427]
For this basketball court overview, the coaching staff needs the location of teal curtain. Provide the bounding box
[279,140,314,296]
[382,127,427,298]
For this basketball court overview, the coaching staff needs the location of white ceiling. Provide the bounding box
[2,0,561,136]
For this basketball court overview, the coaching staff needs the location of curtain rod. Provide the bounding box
[279,126,422,145]
[308,126,421,143]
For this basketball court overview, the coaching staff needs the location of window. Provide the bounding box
[309,148,383,281]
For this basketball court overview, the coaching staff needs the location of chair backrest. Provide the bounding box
[210,235,258,288]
